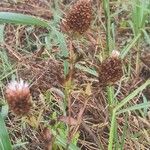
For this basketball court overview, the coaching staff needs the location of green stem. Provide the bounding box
[108,110,116,150]
[107,86,114,105]
[135,41,140,75]
[103,0,112,54]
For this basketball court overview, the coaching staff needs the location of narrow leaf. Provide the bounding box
[1,105,9,119]
[0,114,12,150]
[75,64,98,77]
[120,33,141,59]
[0,24,5,44]
[0,12,49,28]
[115,79,150,111]
[117,102,150,115]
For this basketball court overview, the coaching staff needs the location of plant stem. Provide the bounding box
[103,0,112,55]
[108,110,116,150]
[107,86,114,105]
[135,41,140,75]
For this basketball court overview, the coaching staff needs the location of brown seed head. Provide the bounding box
[5,79,32,115]
[99,51,123,86]
[66,0,92,34]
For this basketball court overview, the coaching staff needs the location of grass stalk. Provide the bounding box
[135,42,140,75]
[108,79,150,149]
[107,86,115,105]
[103,0,112,54]
[108,110,116,150]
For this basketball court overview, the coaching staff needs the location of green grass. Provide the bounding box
[108,80,150,149]
[101,0,150,149]
[0,112,12,150]
[0,0,150,150]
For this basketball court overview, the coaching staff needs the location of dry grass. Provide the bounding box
[0,0,150,150]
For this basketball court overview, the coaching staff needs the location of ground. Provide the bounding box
[0,0,150,150]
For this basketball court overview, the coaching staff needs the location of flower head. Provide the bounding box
[99,50,123,86]
[5,79,32,115]
[65,0,92,34]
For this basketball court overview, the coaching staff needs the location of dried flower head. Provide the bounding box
[99,50,123,86]
[65,0,92,34]
[5,79,32,115]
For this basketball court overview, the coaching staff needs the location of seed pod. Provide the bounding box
[99,50,123,86]
[65,0,92,34]
[5,79,32,115]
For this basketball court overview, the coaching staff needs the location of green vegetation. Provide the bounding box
[0,0,150,150]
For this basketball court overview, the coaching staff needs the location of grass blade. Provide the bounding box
[0,24,5,44]
[51,129,80,150]
[120,114,128,150]
[120,33,141,59]
[108,110,116,150]
[0,114,12,150]
[108,80,150,150]
[0,12,49,28]
[142,29,150,45]
[103,0,113,54]
[75,64,98,77]
[115,79,150,111]
[1,105,9,119]
[117,102,150,115]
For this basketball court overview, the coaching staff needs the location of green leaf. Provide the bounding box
[120,33,141,59]
[142,29,150,45]
[108,110,116,150]
[63,60,69,76]
[1,105,9,119]
[75,64,98,77]
[142,94,149,116]
[117,102,150,115]
[108,80,150,150]
[0,24,5,44]
[115,79,150,111]
[0,114,12,150]
[51,26,68,57]
[0,12,49,28]
[51,129,80,150]
[119,114,128,150]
